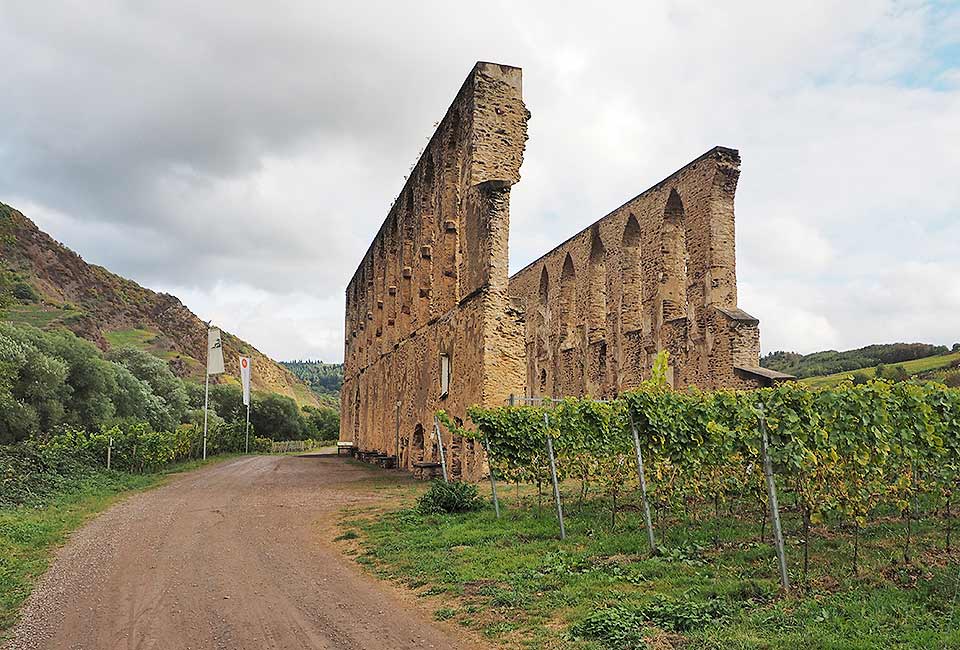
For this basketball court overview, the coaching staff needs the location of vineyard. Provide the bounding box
[440,354,960,589]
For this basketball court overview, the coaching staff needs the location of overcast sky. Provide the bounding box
[2,1,958,362]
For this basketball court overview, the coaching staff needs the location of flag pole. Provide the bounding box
[203,341,210,460]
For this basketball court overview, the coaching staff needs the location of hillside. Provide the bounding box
[281,360,343,407]
[800,350,960,388]
[761,342,955,379]
[0,202,318,407]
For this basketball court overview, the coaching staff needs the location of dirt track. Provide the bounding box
[5,454,486,650]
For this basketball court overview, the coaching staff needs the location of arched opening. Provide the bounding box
[536,266,549,359]
[621,214,643,333]
[559,253,577,348]
[661,189,688,322]
[587,227,606,343]
[539,265,549,304]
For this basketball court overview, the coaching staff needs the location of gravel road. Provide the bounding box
[4,454,486,650]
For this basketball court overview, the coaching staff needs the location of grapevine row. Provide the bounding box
[439,356,960,583]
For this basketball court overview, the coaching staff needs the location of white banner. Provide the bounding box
[240,355,251,406]
[207,327,225,375]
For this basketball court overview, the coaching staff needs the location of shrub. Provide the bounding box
[0,438,97,507]
[12,282,39,302]
[570,605,646,649]
[417,480,485,515]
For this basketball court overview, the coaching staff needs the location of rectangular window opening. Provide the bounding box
[440,353,451,397]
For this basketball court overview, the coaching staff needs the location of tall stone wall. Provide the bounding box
[340,62,528,479]
[507,147,769,397]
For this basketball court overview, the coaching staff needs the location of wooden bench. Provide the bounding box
[336,441,355,456]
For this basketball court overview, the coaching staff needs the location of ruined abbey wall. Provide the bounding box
[339,63,528,479]
[341,63,785,480]
[507,147,767,397]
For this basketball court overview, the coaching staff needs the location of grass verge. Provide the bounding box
[0,456,226,632]
[338,483,960,649]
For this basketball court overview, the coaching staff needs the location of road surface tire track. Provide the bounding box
[4,455,488,650]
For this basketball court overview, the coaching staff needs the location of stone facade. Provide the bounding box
[340,62,785,479]
[509,146,777,397]
[339,62,528,479]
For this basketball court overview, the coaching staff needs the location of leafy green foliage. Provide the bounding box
[569,605,646,649]
[453,352,960,577]
[250,392,306,440]
[281,360,343,402]
[417,480,486,515]
[0,322,332,444]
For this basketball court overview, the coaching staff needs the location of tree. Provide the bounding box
[250,393,306,440]
[303,405,339,440]
[875,363,887,380]
[108,346,188,429]
[209,383,245,423]
[0,324,70,442]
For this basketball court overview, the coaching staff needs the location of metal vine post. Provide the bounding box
[542,406,566,540]
[628,413,656,553]
[759,403,791,595]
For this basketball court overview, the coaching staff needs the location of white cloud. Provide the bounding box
[2,0,958,360]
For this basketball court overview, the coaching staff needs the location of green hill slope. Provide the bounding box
[0,202,319,407]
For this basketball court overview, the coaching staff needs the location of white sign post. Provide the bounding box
[240,355,252,453]
[203,327,225,460]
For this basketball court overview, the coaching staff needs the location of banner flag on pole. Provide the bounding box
[207,328,225,375]
[240,356,252,406]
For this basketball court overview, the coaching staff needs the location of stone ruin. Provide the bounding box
[339,62,790,480]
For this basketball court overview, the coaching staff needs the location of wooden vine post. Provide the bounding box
[758,403,790,595]
[628,413,656,553]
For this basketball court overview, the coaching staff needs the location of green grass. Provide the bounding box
[340,484,960,649]
[103,327,158,348]
[802,352,960,388]
[2,304,83,328]
[0,457,224,633]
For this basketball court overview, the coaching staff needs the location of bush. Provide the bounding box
[0,438,98,507]
[417,480,485,515]
[12,282,39,302]
[570,605,646,649]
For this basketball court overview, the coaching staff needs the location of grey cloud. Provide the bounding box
[2,1,958,361]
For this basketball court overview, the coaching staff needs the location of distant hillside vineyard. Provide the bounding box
[761,342,956,379]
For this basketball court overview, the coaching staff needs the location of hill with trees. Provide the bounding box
[281,360,343,406]
[761,342,958,379]
[0,202,318,407]
[0,321,337,445]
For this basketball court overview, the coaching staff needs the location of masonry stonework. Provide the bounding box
[340,62,787,480]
